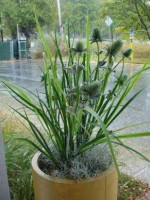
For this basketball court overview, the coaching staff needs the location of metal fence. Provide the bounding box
[0,41,14,60]
[0,40,27,61]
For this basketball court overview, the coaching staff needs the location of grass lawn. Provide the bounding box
[123,43,150,64]
[73,42,150,65]
[32,37,150,65]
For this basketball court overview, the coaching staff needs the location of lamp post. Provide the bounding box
[56,0,63,34]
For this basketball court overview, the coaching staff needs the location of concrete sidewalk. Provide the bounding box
[118,139,150,184]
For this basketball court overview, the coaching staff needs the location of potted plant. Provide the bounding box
[2,20,150,200]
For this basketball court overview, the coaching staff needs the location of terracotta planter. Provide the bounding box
[32,152,118,200]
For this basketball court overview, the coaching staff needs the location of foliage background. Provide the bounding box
[1,0,150,41]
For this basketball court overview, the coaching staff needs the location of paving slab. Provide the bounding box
[117,140,150,184]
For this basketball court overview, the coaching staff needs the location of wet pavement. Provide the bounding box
[1,59,150,184]
[0,60,43,92]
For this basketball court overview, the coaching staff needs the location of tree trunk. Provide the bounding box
[134,0,150,40]
[0,30,3,42]
[0,14,3,42]
[21,27,30,46]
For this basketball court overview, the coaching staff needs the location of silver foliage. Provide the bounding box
[39,144,112,180]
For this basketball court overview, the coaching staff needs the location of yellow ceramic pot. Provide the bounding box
[32,152,118,200]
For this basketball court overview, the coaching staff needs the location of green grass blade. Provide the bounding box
[114,121,150,133]
[116,132,150,139]
[85,106,120,176]
[86,16,91,77]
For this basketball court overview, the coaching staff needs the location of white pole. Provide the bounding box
[17,24,21,59]
[109,26,111,41]
[56,0,63,34]
[17,24,20,41]
[0,124,10,200]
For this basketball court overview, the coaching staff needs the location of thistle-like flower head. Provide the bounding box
[91,28,102,43]
[70,41,86,53]
[72,64,84,74]
[116,74,128,86]
[81,81,101,98]
[107,40,123,58]
[123,48,132,58]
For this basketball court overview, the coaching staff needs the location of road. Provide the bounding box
[0,60,42,92]
[1,59,150,183]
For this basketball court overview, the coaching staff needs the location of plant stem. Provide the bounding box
[94,42,100,80]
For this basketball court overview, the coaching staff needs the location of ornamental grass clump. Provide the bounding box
[1,19,150,179]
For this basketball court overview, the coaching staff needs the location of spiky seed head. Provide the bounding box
[123,48,132,58]
[72,64,84,74]
[122,74,128,81]
[70,41,86,53]
[91,28,102,43]
[88,81,100,91]
[118,74,128,85]
[81,82,89,93]
[81,81,101,98]
[76,41,85,53]
[107,40,123,57]
[85,81,101,98]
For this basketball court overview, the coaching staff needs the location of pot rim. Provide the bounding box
[32,152,115,184]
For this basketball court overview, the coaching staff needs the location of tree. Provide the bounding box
[0,0,58,40]
[100,0,150,40]
[62,0,102,36]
